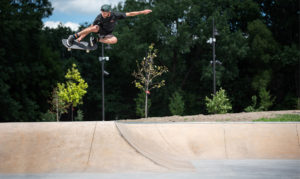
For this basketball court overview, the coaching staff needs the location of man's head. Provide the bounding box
[101,4,111,18]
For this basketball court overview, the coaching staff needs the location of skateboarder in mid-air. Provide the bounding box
[66,4,152,47]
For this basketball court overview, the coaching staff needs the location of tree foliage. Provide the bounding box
[258,87,275,111]
[0,0,61,122]
[132,44,168,92]
[58,64,88,121]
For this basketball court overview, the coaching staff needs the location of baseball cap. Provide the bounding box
[101,4,111,12]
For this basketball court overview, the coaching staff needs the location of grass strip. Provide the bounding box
[254,114,300,122]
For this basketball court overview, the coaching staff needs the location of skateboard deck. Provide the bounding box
[62,39,98,53]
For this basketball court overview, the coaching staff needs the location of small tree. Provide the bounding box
[205,88,232,114]
[57,64,88,121]
[49,87,69,121]
[258,87,275,111]
[169,91,185,116]
[132,44,168,118]
[244,87,275,112]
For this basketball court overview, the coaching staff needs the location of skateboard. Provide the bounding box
[62,39,98,53]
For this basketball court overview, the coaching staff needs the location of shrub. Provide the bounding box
[244,96,259,112]
[205,88,232,114]
[169,91,185,116]
[258,87,275,111]
[75,110,84,121]
[41,110,56,122]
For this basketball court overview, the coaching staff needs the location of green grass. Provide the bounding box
[254,114,300,122]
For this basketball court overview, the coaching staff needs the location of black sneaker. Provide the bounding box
[66,35,75,47]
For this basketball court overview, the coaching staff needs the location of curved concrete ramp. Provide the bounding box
[116,122,300,160]
[115,122,195,171]
[0,122,166,173]
[0,122,299,174]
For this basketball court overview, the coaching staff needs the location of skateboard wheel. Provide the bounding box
[86,50,90,53]
[68,48,71,51]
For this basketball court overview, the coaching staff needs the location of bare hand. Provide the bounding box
[143,9,152,15]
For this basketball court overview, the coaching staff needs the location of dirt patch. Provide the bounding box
[121,110,300,122]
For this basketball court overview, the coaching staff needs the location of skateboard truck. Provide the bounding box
[90,36,97,47]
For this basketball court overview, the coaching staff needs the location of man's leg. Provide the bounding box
[99,35,118,44]
[77,25,99,42]
[67,25,99,46]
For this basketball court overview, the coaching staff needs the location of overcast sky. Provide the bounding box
[43,0,123,31]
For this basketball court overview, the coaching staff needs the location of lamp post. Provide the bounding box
[207,17,219,95]
[99,43,110,121]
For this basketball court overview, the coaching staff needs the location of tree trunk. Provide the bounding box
[56,96,59,122]
[71,104,73,121]
[145,85,148,118]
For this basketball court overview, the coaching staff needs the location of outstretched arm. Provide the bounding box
[126,9,152,17]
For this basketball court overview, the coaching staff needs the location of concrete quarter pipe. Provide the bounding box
[0,122,299,174]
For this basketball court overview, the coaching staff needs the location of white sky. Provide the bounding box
[51,0,121,15]
[43,21,80,31]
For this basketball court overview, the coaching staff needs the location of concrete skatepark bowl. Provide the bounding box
[0,121,299,178]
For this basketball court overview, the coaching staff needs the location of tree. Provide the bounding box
[258,87,275,111]
[58,64,88,121]
[244,88,275,112]
[49,87,69,121]
[132,44,168,118]
[2,0,298,122]
[255,0,299,45]
[0,0,63,122]
[169,91,185,116]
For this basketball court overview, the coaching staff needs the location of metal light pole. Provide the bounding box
[99,43,109,121]
[212,18,216,95]
[207,17,219,95]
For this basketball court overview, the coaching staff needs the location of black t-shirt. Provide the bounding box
[93,12,126,35]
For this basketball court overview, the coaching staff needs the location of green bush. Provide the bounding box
[258,87,275,111]
[205,88,232,114]
[244,87,275,112]
[169,91,185,116]
[244,96,259,112]
[75,110,84,121]
[41,110,56,122]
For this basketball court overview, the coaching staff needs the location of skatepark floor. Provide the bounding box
[1,160,300,179]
